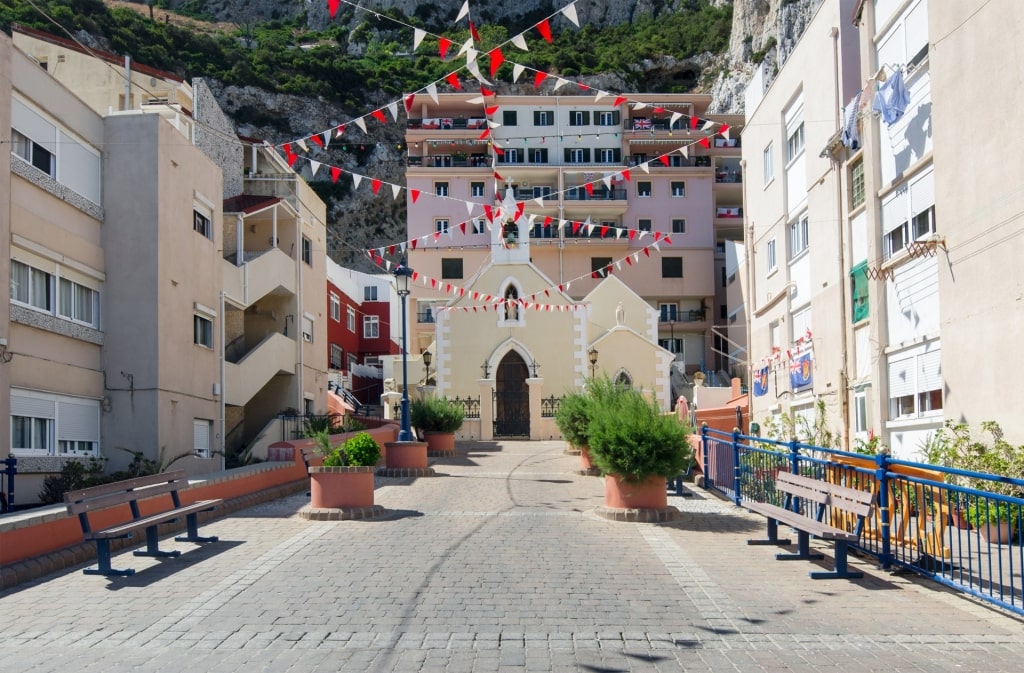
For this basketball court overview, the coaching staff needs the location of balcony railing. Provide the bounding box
[563,188,627,201]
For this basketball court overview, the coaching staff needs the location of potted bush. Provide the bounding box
[966,500,1018,544]
[586,379,692,515]
[308,430,381,509]
[554,390,597,473]
[410,397,464,454]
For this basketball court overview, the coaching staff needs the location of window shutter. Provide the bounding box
[882,188,908,234]
[583,148,591,162]
[887,353,915,398]
[564,148,572,162]
[611,111,620,124]
[533,111,541,125]
[58,400,99,441]
[11,395,56,418]
[193,420,211,454]
[613,148,621,162]
[582,111,591,125]
[910,169,935,216]
[12,99,57,153]
[918,348,942,392]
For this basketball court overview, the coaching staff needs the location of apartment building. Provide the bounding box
[744,0,1023,454]
[5,27,328,501]
[403,93,745,407]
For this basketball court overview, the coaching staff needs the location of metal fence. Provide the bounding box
[700,426,1024,617]
[540,395,562,418]
[451,396,481,419]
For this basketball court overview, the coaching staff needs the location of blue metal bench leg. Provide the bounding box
[748,517,793,546]
[810,540,864,580]
[134,525,181,558]
[175,512,218,543]
[776,530,825,561]
[83,539,135,576]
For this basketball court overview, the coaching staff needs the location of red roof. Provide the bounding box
[222,195,282,215]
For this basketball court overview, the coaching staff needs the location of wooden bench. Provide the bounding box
[744,471,877,580]
[65,470,222,577]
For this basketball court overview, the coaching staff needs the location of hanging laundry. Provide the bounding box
[840,90,863,149]
[872,69,910,125]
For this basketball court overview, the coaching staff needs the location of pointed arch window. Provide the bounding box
[614,370,633,389]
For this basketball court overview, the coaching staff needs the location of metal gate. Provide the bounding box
[493,352,530,437]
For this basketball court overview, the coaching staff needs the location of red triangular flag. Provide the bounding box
[591,271,600,279]
[481,87,495,98]
[629,230,636,241]
[404,94,416,114]
[309,134,324,148]
[659,155,670,167]
[643,247,651,257]
[489,48,505,78]
[371,109,386,123]
[287,153,297,167]
[431,278,438,288]
[621,168,631,182]
[478,128,491,140]
[335,124,345,137]
[371,179,382,194]
[600,225,608,238]
[493,145,504,156]
[515,202,525,219]
[446,72,462,90]
[613,96,627,107]
[625,256,633,266]
[411,239,418,250]
[493,170,503,182]
[537,19,552,43]
[485,105,499,115]
[543,216,553,228]
[653,231,662,241]
[460,221,467,234]
[410,189,420,203]
[534,71,547,89]
[439,37,452,59]
[330,166,342,183]
[699,136,711,149]
[719,123,730,137]
[483,205,494,221]
[388,245,396,257]
[664,236,672,245]
[690,115,699,129]
[572,221,582,235]
[584,183,594,196]
[470,21,481,42]
[283,143,292,155]
[328,0,340,19]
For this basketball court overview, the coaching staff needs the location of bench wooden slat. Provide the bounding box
[64,470,187,503]
[85,500,221,540]
[65,479,185,515]
[745,501,859,542]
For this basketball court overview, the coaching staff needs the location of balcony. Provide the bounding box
[408,154,491,168]
[407,118,488,130]
[716,206,744,219]
[563,188,627,201]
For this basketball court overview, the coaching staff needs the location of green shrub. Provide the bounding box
[410,397,465,433]
[344,432,382,467]
[586,384,692,483]
[554,390,592,448]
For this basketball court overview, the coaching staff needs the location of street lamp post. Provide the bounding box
[669,318,676,359]
[423,350,432,385]
[394,261,415,442]
[588,347,599,378]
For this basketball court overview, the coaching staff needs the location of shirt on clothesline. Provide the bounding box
[873,69,910,125]
[841,90,863,149]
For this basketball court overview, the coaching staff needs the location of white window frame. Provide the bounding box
[671,218,686,234]
[12,390,100,457]
[194,314,214,348]
[786,122,805,164]
[671,181,685,197]
[568,148,584,163]
[766,238,778,274]
[599,148,617,163]
[887,345,943,421]
[193,418,213,459]
[596,111,618,126]
[790,215,809,259]
[763,142,774,185]
[471,181,485,197]
[535,110,553,126]
[659,303,678,322]
[637,181,652,197]
[10,259,53,312]
[301,315,314,343]
[364,286,378,301]
[11,128,55,178]
[58,277,99,328]
[301,236,312,265]
[193,209,212,239]
[435,219,450,234]
[330,343,344,369]
[363,315,380,339]
[330,293,341,321]
[347,306,356,332]
[472,218,487,235]
[434,181,449,197]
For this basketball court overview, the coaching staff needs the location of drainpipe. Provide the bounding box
[219,290,226,470]
[123,56,131,110]
[831,25,852,451]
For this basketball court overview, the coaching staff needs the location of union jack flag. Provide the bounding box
[633,118,652,130]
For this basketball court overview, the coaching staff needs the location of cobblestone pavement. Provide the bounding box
[2,440,1023,672]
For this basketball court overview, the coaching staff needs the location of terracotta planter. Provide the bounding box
[580,446,595,471]
[423,431,456,454]
[604,474,668,510]
[384,441,429,469]
[309,466,375,509]
[979,520,1014,544]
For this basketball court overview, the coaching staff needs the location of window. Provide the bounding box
[193,209,212,239]
[591,257,612,273]
[790,216,809,258]
[193,419,213,459]
[330,293,341,321]
[347,353,358,373]
[10,260,53,311]
[441,258,463,279]
[596,111,620,126]
[12,391,101,457]
[533,110,553,126]
[883,173,936,260]
[567,148,586,163]
[435,181,449,197]
[912,206,936,240]
[193,315,213,348]
[763,142,774,185]
[302,236,312,265]
[661,257,683,278]
[638,219,652,232]
[569,110,591,126]
[671,219,686,234]
[854,390,868,434]
[720,305,728,320]
[471,181,485,197]
[503,110,518,126]
[58,278,98,327]
[364,286,378,301]
[330,344,344,369]
[671,181,686,197]
[12,415,52,453]
[766,238,777,273]
[302,316,314,343]
[598,148,620,163]
[363,315,380,339]
[502,148,522,164]
[888,347,942,419]
[659,304,678,321]
[472,218,487,235]
[850,159,865,209]
[435,219,450,234]
[637,181,652,197]
[786,122,805,163]
[530,148,548,164]
[347,306,356,332]
[11,128,55,177]
[851,261,869,322]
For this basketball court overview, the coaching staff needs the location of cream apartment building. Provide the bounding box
[403,92,745,412]
[5,28,328,502]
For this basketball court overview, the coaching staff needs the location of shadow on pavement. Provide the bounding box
[102,539,245,590]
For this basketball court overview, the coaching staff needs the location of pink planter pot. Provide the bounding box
[979,520,1014,544]
[424,431,456,454]
[604,474,668,510]
[309,466,375,509]
[384,441,429,469]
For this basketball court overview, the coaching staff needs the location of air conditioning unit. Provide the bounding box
[520,180,530,188]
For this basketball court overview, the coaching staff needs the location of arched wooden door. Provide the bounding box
[493,351,530,438]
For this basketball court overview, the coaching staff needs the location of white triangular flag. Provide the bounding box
[487,119,502,129]
[559,219,568,231]
[633,252,640,263]
[601,174,612,189]
[702,120,715,131]
[322,131,331,148]
[413,28,426,51]
[351,173,363,189]
[615,259,622,270]
[638,230,649,240]
[467,96,485,104]
[456,0,470,22]
[458,38,474,58]
[511,33,529,51]
[387,102,399,121]
[632,102,648,110]
[533,197,544,208]
[594,90,609,102]
[616,228,625,239]
[678,145,689,159]
[309,160,321,177]
[384,259,392,272]
[670,111,682,127]
[297,139,309,153]
[466,200,475,215]
[399,242,407,253]
[512,64,525,82]
[553,77,570,91]
[562,2,580,27]
[466,58,492,85]
[353,117,367,134]
[426,82,439,104]
[392,184,402,200]
[639,161,651,174]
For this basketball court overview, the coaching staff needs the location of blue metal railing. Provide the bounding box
[1,456,16,512]
[700,426,1024,617]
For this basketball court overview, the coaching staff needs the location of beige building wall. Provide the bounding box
[1,35,12,465]
[930,0,1024,444]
